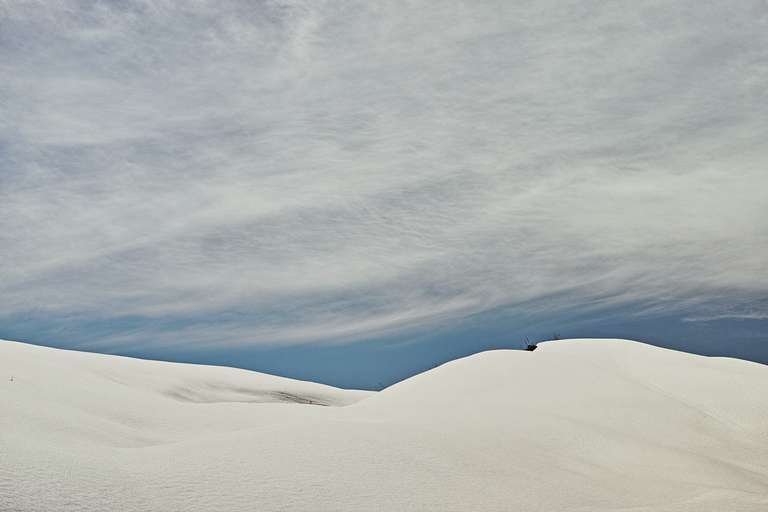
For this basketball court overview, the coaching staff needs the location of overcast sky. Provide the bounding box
[1,1,766,385]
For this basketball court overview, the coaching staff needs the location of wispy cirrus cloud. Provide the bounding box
[1,0,766,349]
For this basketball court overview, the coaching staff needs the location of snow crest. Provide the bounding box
[2,339,768,511]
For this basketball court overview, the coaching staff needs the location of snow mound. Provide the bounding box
[2,338,768,511]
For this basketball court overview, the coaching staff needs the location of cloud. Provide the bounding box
[683,301,768,322]
[684,314,768,322]
[1,0,767,349]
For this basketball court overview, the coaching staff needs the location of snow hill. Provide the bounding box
[2,339,768,511]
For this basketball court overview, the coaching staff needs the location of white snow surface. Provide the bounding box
[2,338,768,511]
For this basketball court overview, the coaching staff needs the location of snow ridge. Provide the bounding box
[2,339,767,511]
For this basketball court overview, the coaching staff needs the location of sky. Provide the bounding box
[1,0,766,389]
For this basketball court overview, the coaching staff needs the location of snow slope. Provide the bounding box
[2,339,767,511]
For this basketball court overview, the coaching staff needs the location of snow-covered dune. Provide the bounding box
[2,339,767,511]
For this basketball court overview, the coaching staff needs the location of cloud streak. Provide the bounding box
[1,0,767,349]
